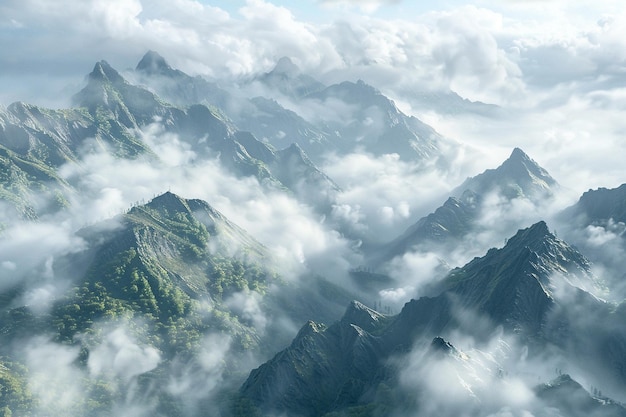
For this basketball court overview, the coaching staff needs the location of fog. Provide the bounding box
[2,1,626,415]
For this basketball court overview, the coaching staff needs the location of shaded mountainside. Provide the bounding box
[0,55,343,218]
[376,148,559,266]
[256,56,326,99]
[536,374,626,417]
[1,192,272,355]
[454,147,558,200]
[135,51,447,165]
[386,221,596,343]
[239,221,623,416]
[563,183,626,226]
[240,301,390,417]
[375,190,480,265]
[306,79,443,162]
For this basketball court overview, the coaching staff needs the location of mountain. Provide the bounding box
[235,96,335,163]
[375,148,559,266]
[135,50,231,109]
[239,301,388,416]
[268,143,340,209]
[239,222,619,416]
[305,79,444,162]
[0,192,270,351]
[374,190,480,264]
[386,221,597,341]
[454,147,558,200]
[536,374,626,417]
[0,91,157,218]
[563,183,626,227]
[409,89,502,116]
[0,56,345,218]
[256,57,326,99]
[133,52,336,164]
[0,191,286,416]
[135,52,449,165]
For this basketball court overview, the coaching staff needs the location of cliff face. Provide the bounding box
[240,221,608,416]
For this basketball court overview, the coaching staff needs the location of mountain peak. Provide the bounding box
[89,60,124,84]
[499,147,553,181]
[569,183,626,225]
[341,300,385,332]
[429,336,458,356]
[509,147,530,161]
[510,220,551,243]
[136,50,173,75]
[144,191,192,216]
[455,148,558,200]
[272,56,299,77]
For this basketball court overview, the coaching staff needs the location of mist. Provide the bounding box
[2,1,626,416]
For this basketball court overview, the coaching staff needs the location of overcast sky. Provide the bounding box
[1,0,625,193]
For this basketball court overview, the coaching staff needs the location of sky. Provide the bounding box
[1,0,625,192]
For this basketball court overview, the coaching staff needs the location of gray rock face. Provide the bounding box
[240,222,609,416]
[241,315,384,417]
[376,190,480,264]
[564,183,626,226]
[135,52,449,166]
[455,147,558,200]
[257,56,326,99]
[376,148,559,267]
[536,374,626,417]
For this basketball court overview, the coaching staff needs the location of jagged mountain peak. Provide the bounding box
[258,57,325,99]
[432,220,599,333]
[292,320,327,345]
[504,221,594,280]
[284,142,304,154]
[507,220,551,247]
[509,146,530,161]
[136,50,173,74]
[570,183,626,224]
[460,220,592,280]
[89,60,125,85]
[430,336,457,354]
[500,147,554,181]
[341,300,385,332]
[144,191,192,216]
[324,79,382,101]
[456,147,558,200]
[73,59,136,110]
[272,56,300,77]
[536,374,626,416]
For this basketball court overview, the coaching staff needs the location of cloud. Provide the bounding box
[0,221,87,291]
[225,290,268,331]
[88,326,161,382]
[166,333,232,416]
[318,0,402,13]
[323,152,469,243]
[395,332,539,417]
[21,337,85,414]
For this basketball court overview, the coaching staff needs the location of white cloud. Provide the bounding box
[22,337,85,415]
[318,0,402,14]
[88,326,161,381]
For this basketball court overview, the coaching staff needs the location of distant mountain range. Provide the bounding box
[135,51,447,165]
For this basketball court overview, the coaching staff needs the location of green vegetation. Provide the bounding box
[50,193,273,360]
[0,360,33,416]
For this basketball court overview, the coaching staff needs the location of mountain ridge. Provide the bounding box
[239,221,611,416]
